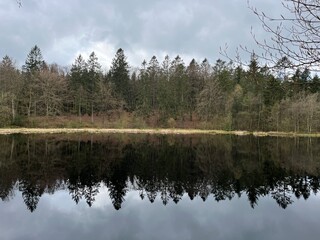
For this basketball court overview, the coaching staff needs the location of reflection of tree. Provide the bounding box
[247,187,261,208]
[1,134,320,211]
[104,153,131,210]
[160,178,170,205]
[106,177,127,210]
[199,181,210,201]
[309,176,320,195]
[80,164,100,207]
[68,178,83,204]
[169,181,184,204]
[212,182,234,202]
[19,180,43,212]
[271,179,293,209]
[0,161,16,202]
[291,175,313,200]
[67,140,101,207]
[146,178,158,203]
[0,181,15,202]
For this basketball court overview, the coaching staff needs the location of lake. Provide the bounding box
[0,133,320,240]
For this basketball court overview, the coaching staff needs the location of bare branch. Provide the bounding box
[244,0,320,71]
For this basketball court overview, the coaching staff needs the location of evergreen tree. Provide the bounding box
[136,59,150,115]
[291,69,302,96]
[147,56,160,110]
[23,45,44,73]
[158,55,173,119]
[263,76,283,107]
[301,68,311,92]
[69,54,88,119]
[245,53,261,93]
[22,45,45,116]
[170,55,187,118]
[310,75,320,93]
[162,55,171,82]
[200,58,211,83]
[109,48,131,108]
[87,52,102,122]
[186,59,200,120]
[212,59,234,93]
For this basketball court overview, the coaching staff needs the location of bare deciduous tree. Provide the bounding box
[37,65,66,116]
[0,56,21,123]
[249,0,320,70]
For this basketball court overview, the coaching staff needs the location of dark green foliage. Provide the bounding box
[186,59,201,120]
[310,75,320,93]
[68,52,112,122]
[21,45,45,116]
[69,54,88,116]
[23,45,44,74]
[109,48,131,109]
[263,75,283,107]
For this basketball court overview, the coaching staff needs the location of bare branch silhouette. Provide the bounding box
[222,0,320,71]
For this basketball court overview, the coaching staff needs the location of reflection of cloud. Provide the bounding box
[91,185,113,208]
[1,191,320,240]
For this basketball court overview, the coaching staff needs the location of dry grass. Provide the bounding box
[1,128,320,138]
[2,115,320,137]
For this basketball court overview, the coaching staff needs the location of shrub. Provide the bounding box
[167,118,176,128]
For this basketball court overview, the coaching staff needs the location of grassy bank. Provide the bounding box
[1,115,319,137]
[1,128,320,138]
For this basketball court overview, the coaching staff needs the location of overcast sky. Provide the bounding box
[0,0,285,70]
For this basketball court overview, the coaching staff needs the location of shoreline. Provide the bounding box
[0,128,319,137]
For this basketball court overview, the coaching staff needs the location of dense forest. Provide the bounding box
[1,134,320,211]
[1,45,320,132]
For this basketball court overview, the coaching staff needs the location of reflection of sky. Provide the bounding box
[1,189,320,240]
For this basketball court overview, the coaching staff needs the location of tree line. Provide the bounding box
[1,45,320,132]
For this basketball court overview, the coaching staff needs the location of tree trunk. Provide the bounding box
[28,93,31,117]
[46,101,49,117]
[91,104,94,123]
[10,138,14,161]
[34,101,37,116]
[11,98,15,121]
[79,103,82,123]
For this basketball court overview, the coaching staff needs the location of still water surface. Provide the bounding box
[0,134,320,239]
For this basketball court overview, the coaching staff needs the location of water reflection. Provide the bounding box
[0,134,320,212]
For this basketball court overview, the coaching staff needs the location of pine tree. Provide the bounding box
[69,54,87,120]
[186,59,200,120]
[170,55,187,118]
[310,75,320,93]
[157,55,173,119]
[87,52,101,122]
[23,45,44,73]
[246,53,261,93]
[301,68,311,92]
[22,45,45,116]
[147,56,160,110]
[136,59,150,115]
[109,48,130,108]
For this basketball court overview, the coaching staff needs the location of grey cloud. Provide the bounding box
[1,191,320,240]
[1,0,285,68]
